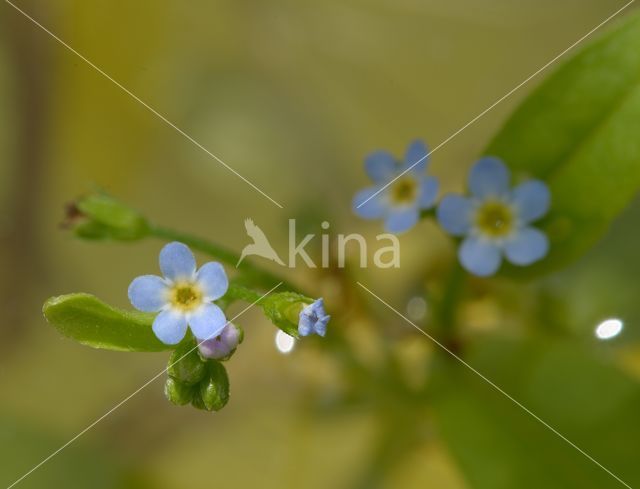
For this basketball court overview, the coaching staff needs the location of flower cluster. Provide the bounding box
[353,140,551,276]
[129,241,330,347]
[125,242,330,409]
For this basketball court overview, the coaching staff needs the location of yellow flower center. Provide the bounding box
[169,282,203,312]
[389,177,418,205]
[475,200,514,238]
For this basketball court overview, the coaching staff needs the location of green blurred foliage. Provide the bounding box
[0,415,155,489]
[433,338,640,488]
[488,12,640,276]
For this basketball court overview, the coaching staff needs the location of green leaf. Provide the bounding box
[486,12,640,275]
[432,337,640,488]
[43,293,170,352]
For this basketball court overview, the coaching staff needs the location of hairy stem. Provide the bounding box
[436,262,465,335]
[148,224,297,291]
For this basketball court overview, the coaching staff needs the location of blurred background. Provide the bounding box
[1,0,639,487]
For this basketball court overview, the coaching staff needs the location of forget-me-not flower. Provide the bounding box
[298,298,330,337]
[128,242,229,345]
[353,140,439,233]
[437,157,550,277]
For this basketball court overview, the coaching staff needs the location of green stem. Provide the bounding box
[435,262,466,337]
[226,283,263,303]
[148,224,296,291]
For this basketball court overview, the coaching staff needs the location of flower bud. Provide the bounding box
[198,323,243,361]
[165,377,195,406]
[298,298,330,337]
[192,361,229,411]
[64,193,149,241]
[167,341,207,385]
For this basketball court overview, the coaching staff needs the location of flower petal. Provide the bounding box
[353,187,388,219]
[128,275,168,312]
[504,227,549,266]
[159,242,196,281]
[309,298,327,317]
[437,194,473,236]
[418,176,439,209]
[403,140,429,174]
[314,315,330,337]
[512,180,551,223]
[196,262,229,301]
[188,303,227,340]
[459,237,502,277]
[152,310,188,345]
[468,157,510,199]
[384,207,419,234]
[298,314,313,337]
[365,150,396,183]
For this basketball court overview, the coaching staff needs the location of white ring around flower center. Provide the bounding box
[168,281,204,312]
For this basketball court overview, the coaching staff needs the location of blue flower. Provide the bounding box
[298,298,330,337]
[198,323,242,359]
[352,140,439,233]
[128,242,229,345]
[437,157,551,277]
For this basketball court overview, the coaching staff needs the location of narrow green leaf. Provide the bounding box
[486,12,640,275]
[43,293,170,352]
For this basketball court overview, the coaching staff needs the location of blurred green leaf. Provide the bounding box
[487,12,640,275]
[43,293,170,352]
[432,337,640,488]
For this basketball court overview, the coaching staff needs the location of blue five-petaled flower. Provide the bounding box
[437,157,551,277]
[298,298,330,337]
[128,242,229,345]
[352,140,439,233]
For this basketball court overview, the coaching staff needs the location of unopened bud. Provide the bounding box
[198,323,243,361]
[65,193,149,241]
